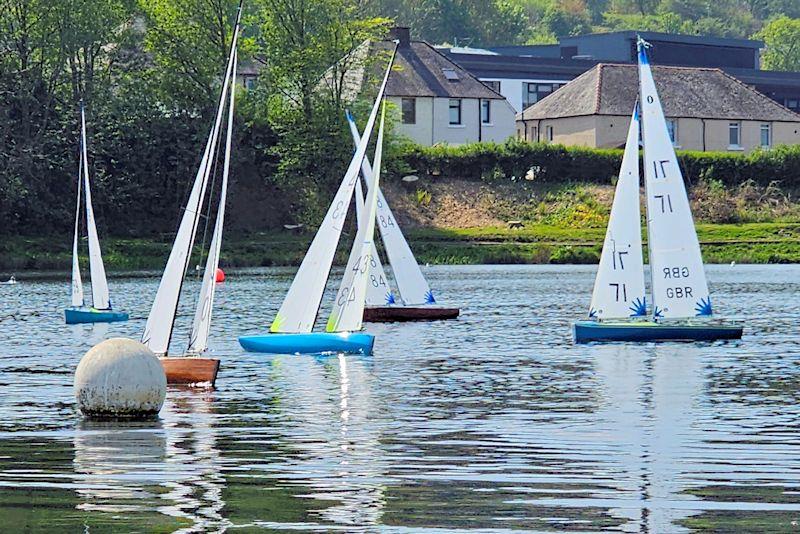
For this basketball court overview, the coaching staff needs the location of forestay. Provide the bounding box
[638,38,711,318]
[589,105,646,319]
[79,105,111,310]
[354,176,393,306]
[142,8,242,355]
[346,113,434,305]
[70,147,84,308]
[187,50,237,354]
[270,45,398,333]
[326,103,387,333]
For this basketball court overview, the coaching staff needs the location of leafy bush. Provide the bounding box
[389,140,800,188]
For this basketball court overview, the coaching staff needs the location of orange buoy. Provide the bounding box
[215,268,225,283]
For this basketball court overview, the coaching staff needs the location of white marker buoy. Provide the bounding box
[74,338,166,419]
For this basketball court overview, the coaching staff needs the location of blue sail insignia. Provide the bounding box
[385,292,395,305]
[589,308,598,319]
[425,290,436,304]
[695,297,713,316]
[629,297,647,317]
[653,306,664,318]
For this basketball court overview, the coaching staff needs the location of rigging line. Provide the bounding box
[196,99,226,278]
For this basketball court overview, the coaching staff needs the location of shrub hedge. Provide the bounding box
[390,140,800,187]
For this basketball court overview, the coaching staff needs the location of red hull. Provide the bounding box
[363,306,460,322]
[159,357,220,387]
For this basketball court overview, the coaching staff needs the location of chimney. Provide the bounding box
[389,27,411,47]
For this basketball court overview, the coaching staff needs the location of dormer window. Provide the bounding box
[442,68,459,81]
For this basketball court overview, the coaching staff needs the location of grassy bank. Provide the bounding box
[3,222,800,274]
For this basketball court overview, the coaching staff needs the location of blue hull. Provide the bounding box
[238,332,375,355]
[65,308,129,325]
[574,320,743,343]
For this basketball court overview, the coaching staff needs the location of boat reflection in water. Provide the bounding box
[252,354,387,529]
[72,389,227,532]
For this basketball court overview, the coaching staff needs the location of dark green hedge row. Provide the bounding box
[390,140,800,187]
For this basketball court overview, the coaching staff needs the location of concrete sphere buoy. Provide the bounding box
[74,338,166,419]
[215,267,225,283]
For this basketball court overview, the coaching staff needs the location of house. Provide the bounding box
[345,28,516,146]
[442,31,800,115]
[515,63,800,152]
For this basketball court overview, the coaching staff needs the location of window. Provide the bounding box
[448,99,462,125]
[523,83,558,108]
[728,121,741,148]
[442,68,459,81]
[483,80,501,92]
[787,99,798,111]
[243,76,257,90]
[481,100,491,124]
[531,126,538,141]
[761,123,771,148]
[545,125,554,142]
[401,98,416,125]
[666,119,677,145]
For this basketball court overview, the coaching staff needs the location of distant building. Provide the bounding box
[516,63,800,153]
[443,31,800,115]
[343,28,516,146]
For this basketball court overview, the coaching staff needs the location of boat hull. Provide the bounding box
[363,306,460,322]
[573,320,743,343]
[238,332,375,355]
[65,308,129,324]
[159,357,220,387]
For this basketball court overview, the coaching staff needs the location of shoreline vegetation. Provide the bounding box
[3,222,800,275]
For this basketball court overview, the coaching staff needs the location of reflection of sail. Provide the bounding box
[71,391,227,531]
[266,355,386,528]
[159,390,228,532]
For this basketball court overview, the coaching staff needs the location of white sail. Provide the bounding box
[355,177,393,306]
[142,14,242,355]
[187,51,237,355]
[80,105,111,310]
[71,148,84,308]
[638,39,711,318]
[346,113,434,305]
[327,103,386,333]
[589,105,646,319]
[270,46,398,333]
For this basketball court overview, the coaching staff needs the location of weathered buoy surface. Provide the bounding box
[215,268,225,283]
[74,338,166,418]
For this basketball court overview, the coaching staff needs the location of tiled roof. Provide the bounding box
[519,63,800,122]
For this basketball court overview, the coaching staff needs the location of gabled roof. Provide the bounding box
[372,40,505,100]
[519,63,800,122]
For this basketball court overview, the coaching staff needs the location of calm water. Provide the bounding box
[1,264,799,532]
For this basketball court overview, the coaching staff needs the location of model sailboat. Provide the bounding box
[574,38,742,343]
[238,46,397,356]
[141,2,242,384]
[346,112,460,323]
[65,103,129,325]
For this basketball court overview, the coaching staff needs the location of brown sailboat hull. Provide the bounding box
[363,306,460,322]
[159,357,220,387]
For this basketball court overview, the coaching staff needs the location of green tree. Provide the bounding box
[756,16,800,71]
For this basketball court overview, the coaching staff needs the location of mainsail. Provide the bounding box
[142,4,242,355]
[79,104,111,310]
[327,103,387,332]
[187,50,238,354]
[638,38,711,318]
[270,45,398,333]
[354,176,393,306]
[589,105,646,319]
[71,144,85,308]
[346,113,434,305]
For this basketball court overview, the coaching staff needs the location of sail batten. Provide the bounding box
[327,102,387,332]
[638,38,711,319]
[588,105,646,319]
[270,45,398,333]
[347,114,433,305]
[142,7,243,355]
[80,104,111,310]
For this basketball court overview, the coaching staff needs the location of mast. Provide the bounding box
[71,129,85,308]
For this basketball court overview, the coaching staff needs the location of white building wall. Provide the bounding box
[479,77,570,113]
